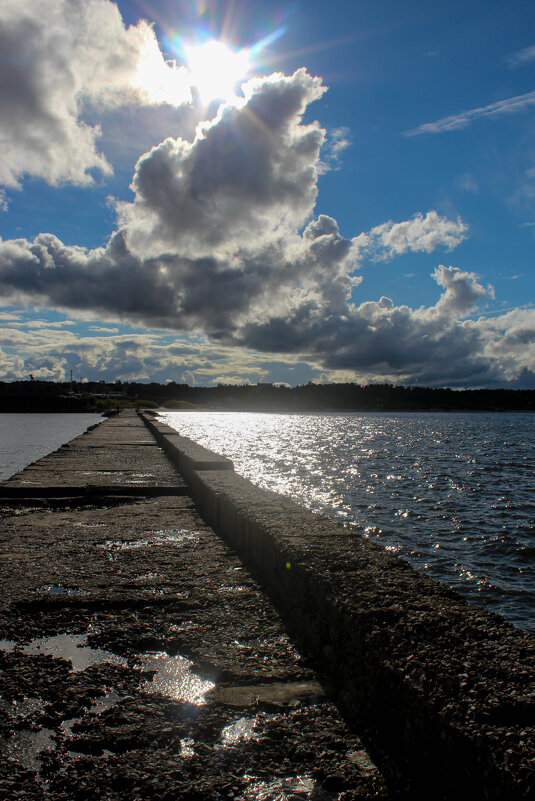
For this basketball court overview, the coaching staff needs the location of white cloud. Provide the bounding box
[404,89,535,137]
[238,266,529,386]
[0,0,191,188]
[422,265,493,319]
[89,326,120,333]
[478,308,535,381]
[0,59,532,388]
[506,44,535,69]
[318,126,351,172]
[354,211,468,260]
[0,320,274,384]
[0,311,22,321]
[117,69,327,261]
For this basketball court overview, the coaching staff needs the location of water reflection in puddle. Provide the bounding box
[220,585,246,594]
[180,737,195,758]
[61,691,122,738]
[240,775,322,800]
[2,728,54,771]
[221,716,259,744]
[20,634,127,671]
[0,635,215,771]
[99,529,200,551]
[0,636,212,705]
[37,585,88,596]
[73,522,106,528]
[140,652,214,704]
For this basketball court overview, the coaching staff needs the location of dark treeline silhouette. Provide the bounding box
[0,379,534,412]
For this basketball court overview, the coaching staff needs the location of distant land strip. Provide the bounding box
[0,380,534,413]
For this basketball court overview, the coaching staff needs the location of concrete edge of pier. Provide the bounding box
[139,410,534,800]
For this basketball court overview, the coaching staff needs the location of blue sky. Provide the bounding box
[0,0,534,386]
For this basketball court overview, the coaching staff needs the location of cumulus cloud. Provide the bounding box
[478,308,535,381]
[236,266,512,385]
[118,69,327,260]
[0,319,270,384]
[0,57,532,387]
[0,0,190,188]
[354,211,468,260]
[429,265,493,318]
[0,69,358,331]
[318,126,352,172]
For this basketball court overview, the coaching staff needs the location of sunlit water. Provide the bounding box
[161,411,535,632]
[0,413,101,481]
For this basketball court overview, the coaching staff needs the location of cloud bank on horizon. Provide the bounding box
[0,0,534,387]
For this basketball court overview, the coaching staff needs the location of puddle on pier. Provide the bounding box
[0,635,213,704]
[219,585,247,594]
[37,585,88,597]
[179,737,195,758]
[0,634,215,771]
[2,728,55,771]
[16,634,128,671]
[73,522,106,528]
[220,715,268,745]
[99,528,200,552]
[139,652,215,704]
[61,691,122,738]
[240,774,332,800]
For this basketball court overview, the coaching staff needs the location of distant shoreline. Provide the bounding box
[1,404,534,415]
[0,379,534,414]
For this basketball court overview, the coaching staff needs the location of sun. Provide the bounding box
[185,40,250,103]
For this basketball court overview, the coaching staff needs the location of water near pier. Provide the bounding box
[161,410,535,632]
[0,412,101,481]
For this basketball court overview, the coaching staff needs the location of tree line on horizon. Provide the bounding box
[0,379,533,412]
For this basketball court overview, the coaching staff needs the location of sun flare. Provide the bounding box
[185,40,250,103]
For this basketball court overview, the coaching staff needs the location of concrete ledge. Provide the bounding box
[138,413,234,485]
[191,468,533,799]
[138,414,179,444]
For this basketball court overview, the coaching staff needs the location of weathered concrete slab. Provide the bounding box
[0,493,386,800]
[1,413,186,493]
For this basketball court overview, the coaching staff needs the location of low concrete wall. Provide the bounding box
[140,413,233,485]
[138,412,534,800]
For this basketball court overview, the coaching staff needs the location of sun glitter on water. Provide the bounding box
[185,40,250,103]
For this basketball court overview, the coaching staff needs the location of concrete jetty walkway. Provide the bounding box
[0,412,386,801]
[1,410,533,800]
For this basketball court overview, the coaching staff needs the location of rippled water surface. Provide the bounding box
[161,411,535,632]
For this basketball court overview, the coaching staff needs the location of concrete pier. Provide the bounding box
[141,412,534,800]
[0,410,533,800]
[0,411,386,801]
